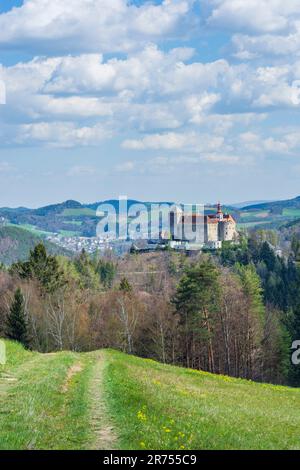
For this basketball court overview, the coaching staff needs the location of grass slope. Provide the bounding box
[104,352,300,450]
[0,342,96,450]
[1,342,300,450]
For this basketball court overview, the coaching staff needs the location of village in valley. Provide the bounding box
[45,203,239,255]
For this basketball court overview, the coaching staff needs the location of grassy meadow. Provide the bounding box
[1,341,300,450]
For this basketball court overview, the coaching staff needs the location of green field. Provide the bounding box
[1,341,300,450]
[237,220,272,229]
[58,230,81,237]
[63,220,83,226]
[62,208,96,217]
[282,208,300,217]
[240,210,270,219]
[7,223,54,237]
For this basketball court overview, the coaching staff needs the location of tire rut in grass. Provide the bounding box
[88,353,117,450]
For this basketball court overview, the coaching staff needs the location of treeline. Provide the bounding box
[0,236,299,386]
[219,230,300,385]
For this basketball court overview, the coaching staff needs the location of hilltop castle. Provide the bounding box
[169,203,238,250]
[204,202,238,247]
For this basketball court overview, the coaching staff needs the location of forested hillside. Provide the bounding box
[1,230,300,387]
[0,226,71,265]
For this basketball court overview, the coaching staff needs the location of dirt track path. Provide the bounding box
[88,352,117,450]
[0,347,118,450]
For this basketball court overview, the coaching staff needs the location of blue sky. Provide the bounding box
[0,0,299,207]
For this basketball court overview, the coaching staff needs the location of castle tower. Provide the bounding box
[216,201,223,221]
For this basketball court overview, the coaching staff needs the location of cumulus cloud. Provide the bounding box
[122,132,191,150]
[204,1,300,60]
[122,131,225,152]
[38,46,220,98]
[114,151,243,177]
[5,46,299,117]
[2,43,300,148]
[0,0,194,53]
[238,129,300,156]
[122,132,227,154]
[15,121,112,147]
[1,0,300,174]
[0,47,230,146]
[232,27,300,59]
[207,0,300,34]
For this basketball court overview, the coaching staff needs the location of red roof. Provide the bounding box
[180,214,236,225]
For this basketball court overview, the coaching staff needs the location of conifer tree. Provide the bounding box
[119,277,132,293]
[173,260,220,372]
[10,243,66,294]
[97,259,116,288]
[6,288,30,348]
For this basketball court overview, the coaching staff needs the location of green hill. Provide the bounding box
[0,226,71,265]
[0,341,300,450]
[242,195,300,211]
[2,196,300,234]
[235,195,300,229]
[0,199,173,237]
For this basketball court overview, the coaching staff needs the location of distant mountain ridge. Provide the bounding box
[1,195,300,236]
[241,195,300,211]
[230,200,274,209]
[0,199,175,238]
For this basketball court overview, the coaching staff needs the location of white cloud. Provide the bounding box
[114,151,243,176]
[2,46,300,149]
[2,43,300,150]
[122,132,190,150]
[232,27,300,59]
[185,93,220,124]
[238,129,300,156]
[37,46,219,98]
[42,96,114,118]
[1,2,300,158]
[207,0,300,34]
[16,122,112,147]
[0,48,229,146]
[0,0,194,53]
[122,131,225,152]
[1,0,300,197]
[206,1,300,60]
[263,137,291,154]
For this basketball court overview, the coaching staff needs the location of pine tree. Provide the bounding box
[119,277,132,293]
[235,263,265,379]
[10,243,66,293]
[74,249,99,290]
[97,259,116,288]
[173,260,220,371]
[6,288,30,348]
[235,263,265,320]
